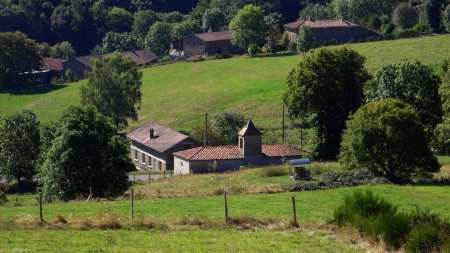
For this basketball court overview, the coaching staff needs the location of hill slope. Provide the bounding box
[1,35,449,132]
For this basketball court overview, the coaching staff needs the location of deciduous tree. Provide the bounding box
[202,8,227,32]
[212,111,246,144]
[0,110,40,186]
[80,53,142,129]
[0,32,41,89]
[283,48,370,160]
[229,5,268,53]
[296,25,315,53]
[145,21,173,57]
[392,2,419,29]
[39,106,133,201]
[339,99,440,183]
[365,61,442,135]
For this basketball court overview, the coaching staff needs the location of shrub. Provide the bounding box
[260,167,288,178]
[405,223,446,253]
[372,211,412,249]
[0,191,7,206]
[247,43,259,56]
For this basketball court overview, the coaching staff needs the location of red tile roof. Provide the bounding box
[194,31,233,42]
[126,121,190,153]
[75,50,158,68]
[174,144,304,161]
[42,58,66,71]
[284,18,359,29]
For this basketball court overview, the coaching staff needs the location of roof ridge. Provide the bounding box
[188,146,206,160]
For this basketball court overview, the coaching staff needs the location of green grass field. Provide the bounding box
[0,228,365,253]
[1,35,449,133]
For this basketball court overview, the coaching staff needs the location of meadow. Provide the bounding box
[1,35,450,134]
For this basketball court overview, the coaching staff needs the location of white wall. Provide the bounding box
[174,156,190,175]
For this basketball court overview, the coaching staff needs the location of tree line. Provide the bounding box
[284,47,450,183]
[0,53,143,200]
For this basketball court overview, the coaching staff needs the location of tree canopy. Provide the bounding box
[296,25,315,53]
[339,99,440,183]
[145,21,173,57]
[202,8,227,32]
[212,111,246,144]
[39,106,133,201]
[229,5,268,52]
[365,61,443,135]
[284,48,370,160]
[80,53,143,129]
[0,32,41,89]
[0,110,40,186]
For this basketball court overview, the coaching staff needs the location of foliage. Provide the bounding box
[36,42,52,58]
[190,121,227,146]
[333,191,450,251]
[94,32,144,54]
[365,61,443,134]
[331,0,399,21]
[80,53,143,129]
[444,5,450,32]
[105,7,133,33]
[39,106,133,201]
[229,5,268,53]
[0,110,40,185]
[171,18,202,40]
[285,169,389,192]
[441,60,450,114]
[133,10,160,36]
[50,41,76,59]
[0,32,41,89]
[145,21,173,57]
[284,48,370,160]
[212,111,245,144]
[339,99,440,183]
[0,191,6,206]
[392,2,419,29]
[247,43,259,56]
[299,4,334,20]
[202,8,227,32]
[296,25,315,53]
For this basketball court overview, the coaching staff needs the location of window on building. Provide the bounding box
[239,138,243,148]
[134,150,138,160]
[142,153,146,164]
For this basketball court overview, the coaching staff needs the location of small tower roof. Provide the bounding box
[239,119,262,136]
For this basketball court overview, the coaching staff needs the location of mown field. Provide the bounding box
[1,35,450,134]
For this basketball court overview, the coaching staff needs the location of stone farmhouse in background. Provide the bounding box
[171,31,244,58]
[41,50,158,83]
[283,18,382,44]
[173,120,305,175]
[126,121,197,171]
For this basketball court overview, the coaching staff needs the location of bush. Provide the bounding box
[285,169,389,192]
[372,211,412,249]
[405,224,446,253]
[260,167,288,178]
[247,43,259,56]
[0,191,7,206]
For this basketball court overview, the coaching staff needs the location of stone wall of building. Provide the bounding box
[183,36,205,57]
[312,27,381,44]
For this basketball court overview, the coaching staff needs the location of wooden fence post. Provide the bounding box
[130,189,134,222]
[292,196,298,226]
[224,190,229,223]
[39,193,43,223]
[164,170,166,179]
[133,174,136,182]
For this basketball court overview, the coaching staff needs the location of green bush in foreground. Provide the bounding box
[333,191,450,251]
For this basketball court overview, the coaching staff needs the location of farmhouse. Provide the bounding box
[41,50,158,82]
[171,31,244,58]
[283,18,382,44]
[126,121,197,171]
[173,120,305,175]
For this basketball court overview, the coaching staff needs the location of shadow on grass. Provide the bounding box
[414,177,450,186]
[0,84,68,95]
[253,52,297,58]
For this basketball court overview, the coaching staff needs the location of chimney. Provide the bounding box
[149,128,155,139]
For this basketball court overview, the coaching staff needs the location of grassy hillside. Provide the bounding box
[1,35,450,133]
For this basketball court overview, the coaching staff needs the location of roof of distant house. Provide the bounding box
[193,31,233,42]
[126,121,191,153]
[174,144,304,161]
[284,18,360,30]
[42,58,66,71]
[75,50,158,68]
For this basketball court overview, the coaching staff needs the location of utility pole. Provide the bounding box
[204,113,208,147]
[282,104,285,143]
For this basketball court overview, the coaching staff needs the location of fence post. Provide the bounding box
[130,189,134,222]
[148,173,151,181]
[39,193,43,223]
[133,174,136,182]
[292,196,298,226]
[164,170,166,179]
[224,190,229,223]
